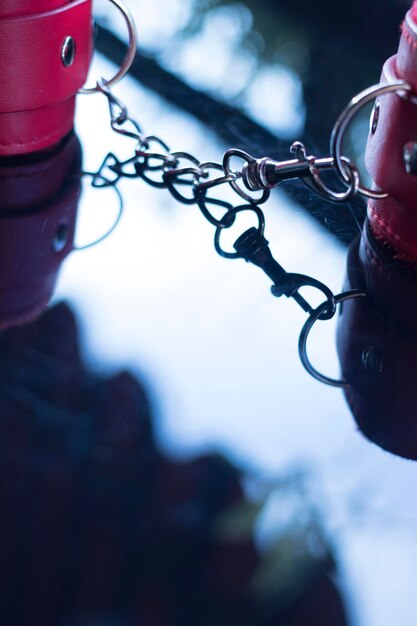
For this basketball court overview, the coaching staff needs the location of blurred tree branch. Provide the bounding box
[95,25,366,245]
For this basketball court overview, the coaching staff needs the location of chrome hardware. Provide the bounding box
[240,142,359,204]
[61,36,76,67]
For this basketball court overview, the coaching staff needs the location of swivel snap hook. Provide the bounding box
[233,227,336,320]
[241,142,359,204]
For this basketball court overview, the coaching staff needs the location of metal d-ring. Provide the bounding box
[80,0,138,95]
[330,81,413,199]
[298,290,366,388]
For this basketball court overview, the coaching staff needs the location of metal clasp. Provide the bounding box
[240,142,359,204]
[233,227,336,321]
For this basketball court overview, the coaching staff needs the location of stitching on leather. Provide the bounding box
[0,127,68,148]
[401,22,417,50]
[0,0,90,24]
[368,205,417,258]
[364,238,385,272]
[363,239,397,288]
[365,244,386,273]
[0,1,90,119]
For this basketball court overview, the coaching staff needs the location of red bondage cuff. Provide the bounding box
[0,0,92,156]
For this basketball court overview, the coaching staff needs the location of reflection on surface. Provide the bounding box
[338,222,417,461]
[3,2,417,625]
[68,47,417,626]
[0,134,81,329]
[0,302,348,625]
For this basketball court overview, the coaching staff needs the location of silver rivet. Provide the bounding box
[61,36,76,67]
[369,101,380,135]
[362,346,383,375]
[53,224,69,253]
[403,142,417,175]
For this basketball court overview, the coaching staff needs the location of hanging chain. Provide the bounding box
[88,79,410,387]
[93,82,343,318]
[80,0,414,387]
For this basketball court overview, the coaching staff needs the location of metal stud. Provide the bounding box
[53,224,69,253]
[61,36,76,67]
[403,142,417,175]
[362,346,383,375]
[369,101,380,135]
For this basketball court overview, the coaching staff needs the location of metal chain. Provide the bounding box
[94,82,340,310]
[90,80,370,387]
[82,0,414,387]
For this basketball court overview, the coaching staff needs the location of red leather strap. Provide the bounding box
[0,0,66,18]
[365,7,417,262]
[0,0,92,156]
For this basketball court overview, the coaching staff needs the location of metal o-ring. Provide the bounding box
[80,0,138,95]
[223,149,270,205]
[298,290,367,388]
[330,81,414,200]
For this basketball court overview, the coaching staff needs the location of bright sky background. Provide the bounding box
[53,49,417,626]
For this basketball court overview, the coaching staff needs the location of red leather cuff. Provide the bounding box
[0,0,93,156]
[365,8,417,262]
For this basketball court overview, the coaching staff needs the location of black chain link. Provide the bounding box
[93,84,339,323]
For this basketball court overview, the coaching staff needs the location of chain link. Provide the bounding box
[89,82,371,386]
[93,82,345,313]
